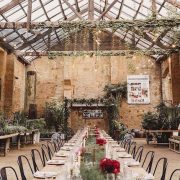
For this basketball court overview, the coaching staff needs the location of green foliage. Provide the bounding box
[4,125,27,134]
[80,135,105,180]
[142,102,180,130]
[80,165,105,180]
[45,99,70,132]
[142,112,159,130]
[13,111,27,127]
[104,82,127,101]
[113,120,128,140]
[104,82,127,136]
[27,118,46,131]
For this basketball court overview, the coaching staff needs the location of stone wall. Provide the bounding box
[0,49,26,117]
[27,54,161,130]
[0,48,7,112]
[161,52,180,106]
[170,53,180,105]
[12,58,26,113]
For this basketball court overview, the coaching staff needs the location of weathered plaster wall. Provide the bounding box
[0,48,7,112]
[27,54,161,130]
[12,58,26,113]
[0,49,26,116]
[170,53,180,105]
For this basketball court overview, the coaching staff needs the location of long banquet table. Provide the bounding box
[32,128,155,180]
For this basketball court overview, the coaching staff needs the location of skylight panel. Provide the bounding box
[3,5,21,17]
[47,6,60,19]
[44,0,59,12]
[136,43,146,49]
[121,5,136,17]
[32,0,41,12]
[0,0,12,8]
[6,9,25,22]
[121,12,133,20]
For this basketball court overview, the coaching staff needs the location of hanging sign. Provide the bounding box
[127,75,150,104]
[83,110,104,119]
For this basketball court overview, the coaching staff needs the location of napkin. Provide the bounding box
[34,171,58,178]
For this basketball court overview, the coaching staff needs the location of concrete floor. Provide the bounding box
[0,139,179,180]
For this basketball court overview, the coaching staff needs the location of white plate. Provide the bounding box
[54,153,67,157]
[127,161,140,167]
[34,171,58,178]
[47,160,65,165]
[118,153,132,158]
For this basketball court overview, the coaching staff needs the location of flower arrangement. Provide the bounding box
[96,138,107,146]
[100,158,120,174]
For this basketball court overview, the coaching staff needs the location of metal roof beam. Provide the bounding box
[97,0,119,20]
[63,0,83,20]
[0,18,180,29]
[165,0,180,9]
[0,0,25,15]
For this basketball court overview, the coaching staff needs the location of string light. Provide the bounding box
[172,44,176,48]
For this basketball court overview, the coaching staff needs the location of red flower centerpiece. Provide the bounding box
[96,138,107,146]
[100,158,120,174]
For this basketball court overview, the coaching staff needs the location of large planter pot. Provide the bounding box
[33,130,40,144]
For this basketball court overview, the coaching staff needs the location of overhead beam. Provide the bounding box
[0,18,180,29]
[165,0,180,9]
[133,0,143,20]
[88,0,94,20]
[14,49,180,57]
[97,0,119,20]
[116,0,124,19]
[39,0,50,20]
[58,0,67,20]
[0,0,25,15]
[75,0,80,12]
[148,28,171,49]
[63,0,83,20]
[17,8,88,50]
[27,0,32,31]
[151,0,157,18]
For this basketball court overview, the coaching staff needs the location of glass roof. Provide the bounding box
[0,0,179,63]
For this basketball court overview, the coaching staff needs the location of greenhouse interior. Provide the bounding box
[0,0,180,179]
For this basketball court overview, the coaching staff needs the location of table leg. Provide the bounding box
[17,135,21,150]
[4,138,10,156]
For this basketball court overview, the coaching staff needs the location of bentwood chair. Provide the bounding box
[17,155,34,180]
[58,137,65,147]
[142,151,155,173]
[127,142,136,154]
[169,169,180,180]
[134,146,144,162]
[128,142,136,157]
[152,157,168,180]
[47,141,56,153]
[0,166,19,180]
[31,149,44,171]
[41,144,52,165]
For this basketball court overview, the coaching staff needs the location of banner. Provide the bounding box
[127,75,150,104]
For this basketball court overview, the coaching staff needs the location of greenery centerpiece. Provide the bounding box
[80,128,120,180]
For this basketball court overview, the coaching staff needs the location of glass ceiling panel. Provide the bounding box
[0,0,11,8]
[0,0,179,63]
